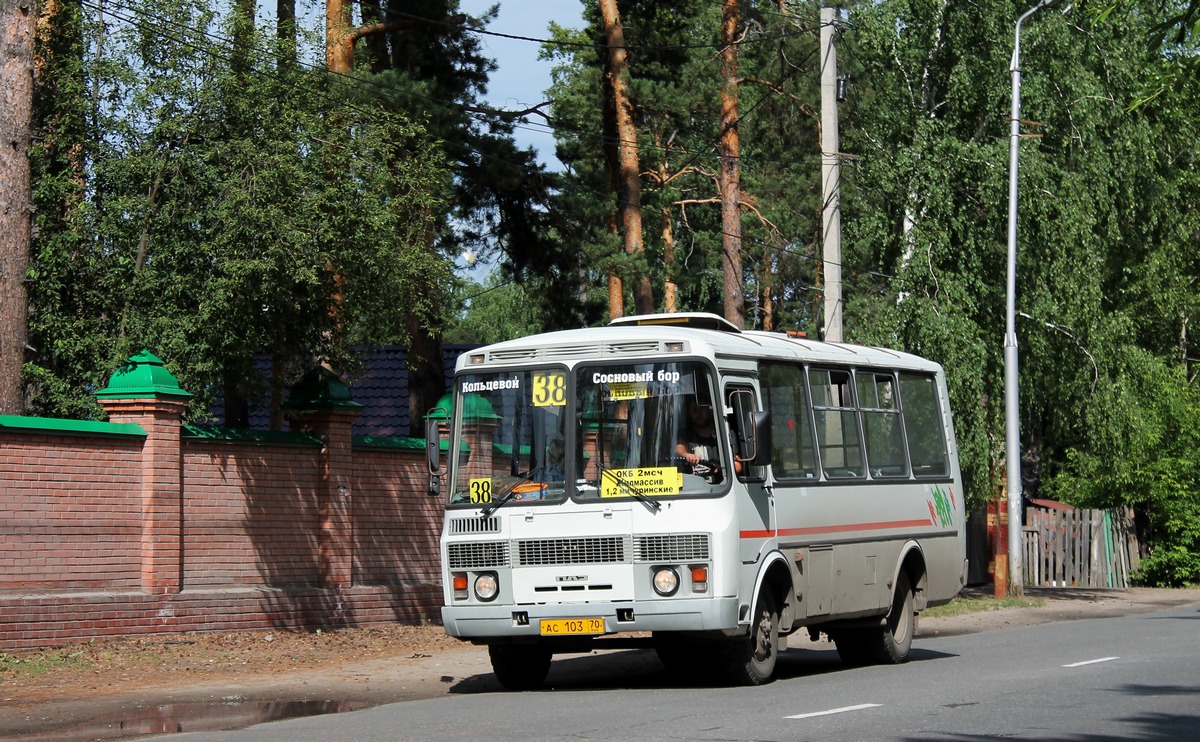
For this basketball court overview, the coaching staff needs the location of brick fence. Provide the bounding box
[0,354,444,650]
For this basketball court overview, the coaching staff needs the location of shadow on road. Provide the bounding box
[448,642,957,695]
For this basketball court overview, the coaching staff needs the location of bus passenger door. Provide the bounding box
[727,385,774,566]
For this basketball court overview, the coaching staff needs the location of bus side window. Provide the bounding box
[898,372,949,477]
[858,371,909,478]
[809,368,864,479]
[760,363,817,479]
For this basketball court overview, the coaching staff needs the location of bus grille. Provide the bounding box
[448,517,500,535]
[447,541,510,569]
[635,533,711,562]
[517,536,627,566]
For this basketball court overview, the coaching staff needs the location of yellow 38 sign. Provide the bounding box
[468,478,493,503]
[532,371,566,407]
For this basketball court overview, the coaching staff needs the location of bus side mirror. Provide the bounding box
[750,411,772,466]
[729,390,772,468]
[425,417,442,497]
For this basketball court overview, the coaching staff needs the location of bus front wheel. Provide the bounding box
[488,643,552,690]
[717,587,779,685]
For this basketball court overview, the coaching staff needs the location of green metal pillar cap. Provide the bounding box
[285,366,363,411]
[95,350,192,400]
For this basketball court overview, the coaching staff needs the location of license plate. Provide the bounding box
[539,617,605,636]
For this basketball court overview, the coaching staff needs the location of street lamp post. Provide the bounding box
[1005,0,1057,597]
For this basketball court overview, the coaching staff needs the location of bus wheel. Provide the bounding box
[488,643,552,690]
[718,588,779,685]
[867,570,915,664]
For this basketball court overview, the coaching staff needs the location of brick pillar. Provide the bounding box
[96,351,191,595]
[286,367,363,591]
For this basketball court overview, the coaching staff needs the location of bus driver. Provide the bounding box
[676,397,719,469]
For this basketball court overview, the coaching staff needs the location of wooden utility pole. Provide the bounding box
[0,0,35,413]
[599,0,653,317]
[719,0,745,328]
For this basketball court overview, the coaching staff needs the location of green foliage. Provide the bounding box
[1046,361,1200,586]
[27,0,450,419]
[445,272,546,344]
[841,0,1200,532]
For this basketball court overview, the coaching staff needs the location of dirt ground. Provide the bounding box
[4,586,1200,740]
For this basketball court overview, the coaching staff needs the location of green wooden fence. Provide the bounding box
[1022,505,1140,588]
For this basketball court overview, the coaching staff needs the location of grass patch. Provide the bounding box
[923,595,1046,618]
[0,647,93,676]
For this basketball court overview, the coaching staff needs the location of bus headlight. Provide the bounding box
[474,572,499,602]
[652,567,680,596]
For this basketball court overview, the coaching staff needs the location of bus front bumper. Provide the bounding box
[442,596,741,639]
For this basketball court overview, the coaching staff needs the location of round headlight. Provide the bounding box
[474,573,499,601]
[652,567,680,596]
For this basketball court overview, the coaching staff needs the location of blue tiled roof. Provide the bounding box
[207,344,476,437]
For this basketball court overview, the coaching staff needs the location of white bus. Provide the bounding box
[428,313,966,689]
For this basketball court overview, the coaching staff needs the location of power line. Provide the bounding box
[392,9,821,52]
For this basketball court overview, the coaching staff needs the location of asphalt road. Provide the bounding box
[162,598,1200,741]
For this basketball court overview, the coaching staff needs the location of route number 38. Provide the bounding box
[532,371,566,407]
[468,478,493,503]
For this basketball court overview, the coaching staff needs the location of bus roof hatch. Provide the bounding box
[608,312,742,333]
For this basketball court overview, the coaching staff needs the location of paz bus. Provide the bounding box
[427,313,966,689]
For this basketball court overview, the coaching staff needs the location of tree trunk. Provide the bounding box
[326,0,354,74]
[277,0,297,69]
[599,0,653,316]
[602,70,624,319]
[662,204,677,313]
[406,311,445,439]
[719,0,745,328]
[760,259,774,331]
[0,0,35,413]
[359,0,390,73]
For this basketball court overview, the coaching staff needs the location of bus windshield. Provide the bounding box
[576,361,727,498]
[447,369,571,507]
[446,361,728,508]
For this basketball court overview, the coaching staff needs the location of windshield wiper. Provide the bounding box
[479,475,542,518]
[596,466,661,513]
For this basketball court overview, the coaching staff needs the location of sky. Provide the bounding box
[450,1,585,277]
[458,0,585,171]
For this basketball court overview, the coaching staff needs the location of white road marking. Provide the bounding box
[1062,656,1119,668]
[786,703,882,720]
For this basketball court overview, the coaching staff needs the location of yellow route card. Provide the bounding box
[601,467,683,498]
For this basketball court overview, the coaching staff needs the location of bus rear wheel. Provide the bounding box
[488,643,552,690]
[717,588,779,685]
[866,570,915,664]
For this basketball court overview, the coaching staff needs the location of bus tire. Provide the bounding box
[718,587,779,685]
[867,569,915,664]
[488,643,552,690]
